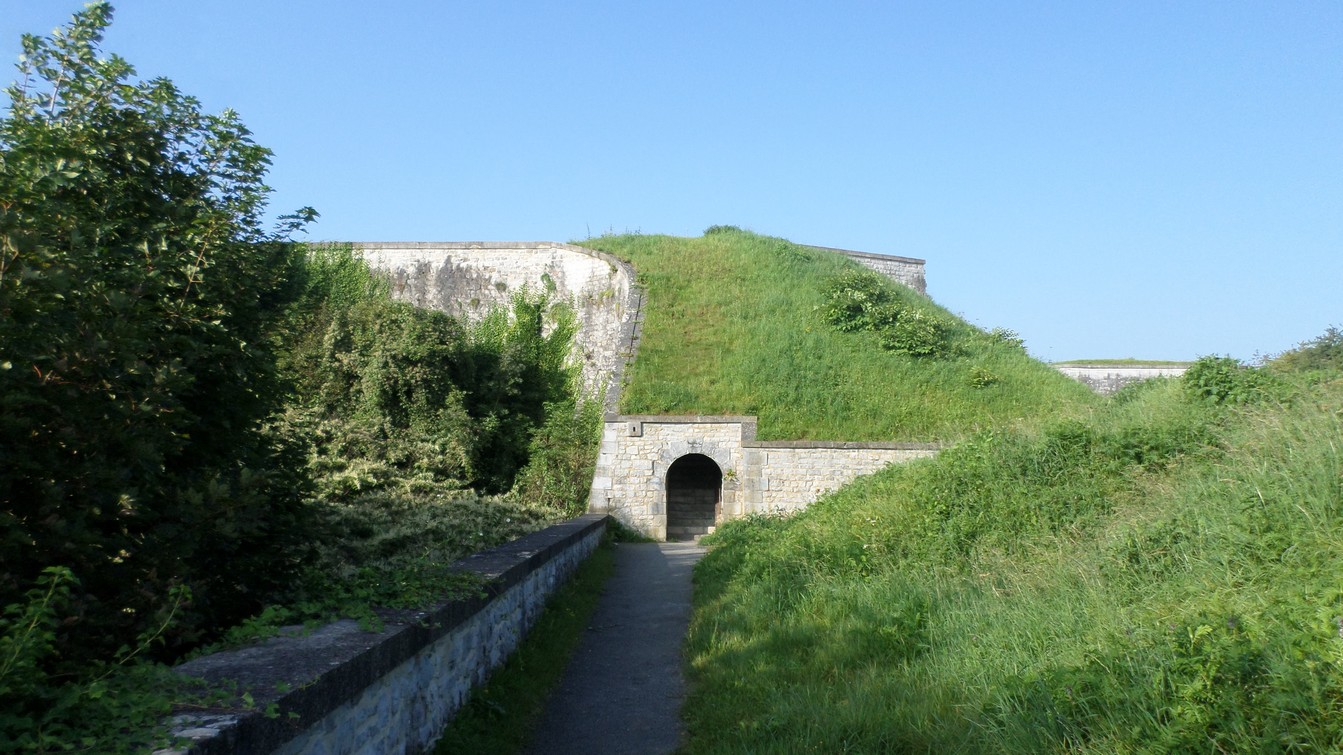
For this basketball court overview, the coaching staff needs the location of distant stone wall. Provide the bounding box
[1054,365,1188,395]
[160,515,609,755]
[356,242,643,411]
[806,245,927,294]
[589,415,936,539]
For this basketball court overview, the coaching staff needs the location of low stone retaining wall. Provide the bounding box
[158,514,609,754]
[806,245,927,294]
[1054,365,1189,395]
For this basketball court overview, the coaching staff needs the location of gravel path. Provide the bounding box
[524,541,705,755]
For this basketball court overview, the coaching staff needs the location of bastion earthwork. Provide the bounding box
[358,241,936,540]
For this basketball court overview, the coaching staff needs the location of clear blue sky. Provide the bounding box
[5,1,1340,362]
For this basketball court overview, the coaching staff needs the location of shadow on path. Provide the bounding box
[525,542,705,755]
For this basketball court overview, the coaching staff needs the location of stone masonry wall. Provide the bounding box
[806,245,928,294]
[1054,365,1189,395]
[159,515,608,755]
[589,417,746,539]
[589,416,937,540]
[743,443,934,512]
[357,242,643,410]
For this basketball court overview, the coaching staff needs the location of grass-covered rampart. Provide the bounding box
[580,228,1096,441]
[684,355,1343,752]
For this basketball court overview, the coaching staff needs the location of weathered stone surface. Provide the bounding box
[160,515,609,755]
[1054,365,1188,395]
[806,245,927,294]
[356,242,643,411]
[589,415,938,539]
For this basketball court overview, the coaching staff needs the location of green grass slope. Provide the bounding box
[684,367,1343,752]
[580,228,1095,440]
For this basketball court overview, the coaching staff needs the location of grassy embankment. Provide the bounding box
[580,228,1096,440]
[580,229,1342,750]
[684,352,1343,750]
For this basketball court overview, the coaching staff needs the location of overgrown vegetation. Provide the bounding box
[684,350,1343,752]
[263,244,598,630]
[434,538,617,754]
[1268,324,1343,375]
[0,0,316,672]
[0,8,599,751]
[580,227,1096,440]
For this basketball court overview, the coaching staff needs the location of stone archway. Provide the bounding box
[665,453,722,541]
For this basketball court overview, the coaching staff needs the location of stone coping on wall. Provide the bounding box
[803,244,926,266]
[355,241,596,253]
[158,513,610,754]
[608,413,939,451]
[1053,363,1192,371]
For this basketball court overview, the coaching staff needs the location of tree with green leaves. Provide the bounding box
[0,2,317,666]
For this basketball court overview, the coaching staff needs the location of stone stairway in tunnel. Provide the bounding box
[666,488,718,541]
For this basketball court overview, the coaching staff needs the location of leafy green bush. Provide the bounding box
[968,366,1001,388]
[0,2,317,667]
[882,309,948,356]
[257,245,592,624]
[278,245,579,497]
[987,326,1025,350]
[0,9,599,748]
[818,269,895,332]
[1183,355,1282,405]
[1270,325,1343,374]
[0,567,193,753]
[509,396,603,517]
[818,268,951,356]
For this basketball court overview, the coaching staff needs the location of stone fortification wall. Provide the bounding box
[743,443,930,511]
[1054,365,1189,395]
[806,245,927,294]
[589,416,937,539]
[356,242,642,410]
[159,515,609,755]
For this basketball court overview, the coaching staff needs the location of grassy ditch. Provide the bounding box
[579,227,1096,441]
[434,538,617,754]
[683,362,1343,752]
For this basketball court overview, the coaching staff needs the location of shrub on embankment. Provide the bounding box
[579,228,1096,441]
[685,355,1343,752]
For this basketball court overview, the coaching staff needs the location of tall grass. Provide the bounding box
[579,229,1095,441]
[684,375,1343,752]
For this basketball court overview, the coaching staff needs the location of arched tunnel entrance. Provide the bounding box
[665,453,722,541]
